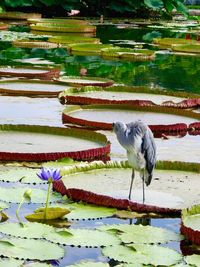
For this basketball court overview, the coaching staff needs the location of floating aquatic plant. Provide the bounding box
[16,189,32,226]
[35,168,69,221]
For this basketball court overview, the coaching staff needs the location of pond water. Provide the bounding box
[0,22,199,266]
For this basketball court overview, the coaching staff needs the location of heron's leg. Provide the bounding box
[129,169,135,200]
[142,173,145,204]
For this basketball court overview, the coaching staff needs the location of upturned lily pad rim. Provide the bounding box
[0,79,68,96]
[181,204,200,245]
[12,40,59,49]
[27,18,89,25]
[57,76,114,87]
[58,85,200,106]
[0,66,60,80]
[62,104,200,132]
[0,11,42,20]
[30,24,96,33]
[0,124,110,162]
[53,160,200,215]
[172,44,200,54]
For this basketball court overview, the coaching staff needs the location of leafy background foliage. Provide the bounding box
[0,0,187,17]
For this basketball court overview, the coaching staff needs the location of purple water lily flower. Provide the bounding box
[37,168,62,182]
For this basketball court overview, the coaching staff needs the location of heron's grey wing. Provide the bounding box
[141,129,156,185]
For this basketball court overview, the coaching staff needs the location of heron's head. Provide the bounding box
[112,122,126,135]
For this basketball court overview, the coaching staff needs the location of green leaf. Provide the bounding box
[0,186,61,203]
[0,236,64,260]
[100,224,182,244]
[185,254,200,266]
[0,168,40,183]
[46,228,120,247]
[63,202,116,220]
[0,222,54,239]
[67,262,110,267]
[0,258,24,267]
[102,244,182,265]
[144,0,164,9]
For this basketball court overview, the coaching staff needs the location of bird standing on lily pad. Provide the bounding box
[113,120,156,203]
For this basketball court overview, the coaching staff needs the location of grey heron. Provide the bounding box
[113,120,156,203]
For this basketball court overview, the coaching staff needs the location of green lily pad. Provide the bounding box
[30,24,96,33]
[0,168,40,183]
[102,244,182,265]
[0,222,120,247]
[0,11,41,20]
[46,228,120,247]
[0,237,64,260]
[49,35,100,44]
[58,76,114,87]
[23,263,52,267]
[0,258,24,267]
[172,44,200,54]
[185,254,200,265]
[100,224,182,244]
[67,262,109,267]
[153,38,198,48]
[0,186,61,203]
[66,202,117,220]
[68,43,113,56]
[0,222,54,239]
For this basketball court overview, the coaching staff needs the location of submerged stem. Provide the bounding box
[44,180,52,220]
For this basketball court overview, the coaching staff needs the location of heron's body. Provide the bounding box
[113,120,156,202]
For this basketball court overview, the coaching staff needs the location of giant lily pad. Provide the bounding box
[0,186,61,203]
[46,228,120,247]
[54,160,200,212]
[59,85,200,108]
[67,262,109,267]
[0,12,41,20]
[0,66,60,80]
[0,124,110,161]
[0,79,69,97]
[0,237,64,260]
[172,44,200,54]
[102,244,182,266]
[100,224,182,244]
[68,43,113,56]
[62,104,200,134]
[30,24,96,33]
[0,258,23,267]
[0,96,63,126]
[0,222,120,247]
[58,77,114,87]
[53,202,117,220]
[101,47,155,61]
[49,36,100,44]
[153,38,198,49]
[181,204,200,245]
[13,40,58,49]
[28,18,89,25]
